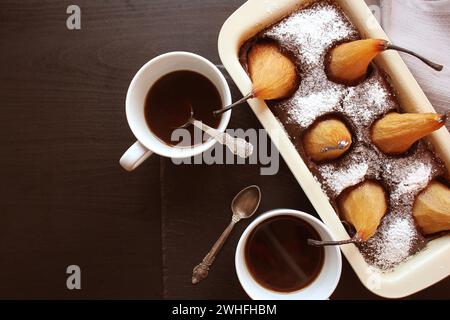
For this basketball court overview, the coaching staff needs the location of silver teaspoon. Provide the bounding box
[177,104,253,158]
[192,185,262,285]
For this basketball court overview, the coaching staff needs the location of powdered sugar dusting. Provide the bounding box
[318,145,382,195]
[265,4,355,65]
[286,86,343,128]
[320,161,368,194]
[342,76,396,127]
[388,161,433,202]
[381,147,441,203]
[370,217,415,269]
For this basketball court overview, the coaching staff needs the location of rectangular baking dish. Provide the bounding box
[218,0,450,298]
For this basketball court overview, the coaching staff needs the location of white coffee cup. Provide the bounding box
[235,209,342,300]
[120,52,232,171]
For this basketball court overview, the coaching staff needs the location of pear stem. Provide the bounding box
[213,92,254,117]
[320,140,350,153]
[386,43,443,71]
[437,111,449,124]
[308,237,362,247]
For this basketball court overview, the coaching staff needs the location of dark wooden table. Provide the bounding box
[0,0,448,299]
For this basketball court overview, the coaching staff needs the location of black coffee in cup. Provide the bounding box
[144,70,222,146]
[245,215,325,293]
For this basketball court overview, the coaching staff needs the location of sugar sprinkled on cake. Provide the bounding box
[318,145,381,195]
[320,162,368,195]
[286,85,344,128]
[386,152,437,202]
[342,76,396,127]
[370,217,416,269]
[265,3,356,65]
[393,164,432,198]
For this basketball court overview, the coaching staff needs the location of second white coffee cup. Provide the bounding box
[235,209,342,300]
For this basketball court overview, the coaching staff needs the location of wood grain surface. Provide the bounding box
[0,0,448,299]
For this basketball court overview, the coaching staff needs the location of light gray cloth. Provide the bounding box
[380,0,450,116]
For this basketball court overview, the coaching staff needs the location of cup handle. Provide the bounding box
[120,141,153,171]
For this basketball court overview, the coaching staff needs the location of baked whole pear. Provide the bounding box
[371,112,447,155]
[326,39,443,86]
[413,181,450,235]
[214,41,298,116]
[303,118,352,163]
[309,180,388,247]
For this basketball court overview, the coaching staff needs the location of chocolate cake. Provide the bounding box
[241,0,446,270]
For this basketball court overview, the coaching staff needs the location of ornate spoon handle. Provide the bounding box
[191,119,254,158]
[192,217,238,284]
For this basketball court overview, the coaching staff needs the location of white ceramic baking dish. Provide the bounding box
[218,0,450,298]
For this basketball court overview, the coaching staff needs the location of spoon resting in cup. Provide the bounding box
[175,104,253,158]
